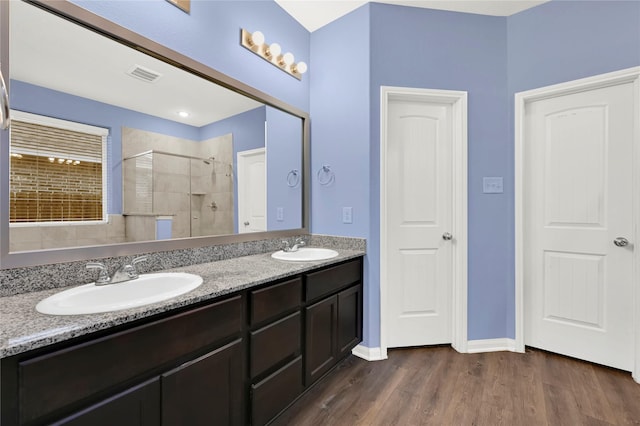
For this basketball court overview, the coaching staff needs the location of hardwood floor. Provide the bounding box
[272,347,640,426]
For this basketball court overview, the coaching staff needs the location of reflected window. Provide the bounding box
[9,111,108,224]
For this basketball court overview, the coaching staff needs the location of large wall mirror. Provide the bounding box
[0,0,309,269]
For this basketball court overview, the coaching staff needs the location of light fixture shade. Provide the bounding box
[240,28,305,80]
[251,30,265,46]
[283,52,295,67]
[295,61,308,74]
[268,42,281,58]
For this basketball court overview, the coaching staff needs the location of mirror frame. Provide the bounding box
[0,0,310,269]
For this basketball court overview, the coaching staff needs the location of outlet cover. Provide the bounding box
[276,207,284,221]
[483,177,503,194]
[342,207,353,224]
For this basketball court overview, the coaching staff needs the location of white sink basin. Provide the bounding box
[36,272,203,315]
[271,247,339,262]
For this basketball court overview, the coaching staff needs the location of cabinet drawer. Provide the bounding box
[250,278,301,325]
[53,377,160,426]
[19,296,242,424]
[250,312,301,378]
[305,259,362,302]
[251,356,303,426]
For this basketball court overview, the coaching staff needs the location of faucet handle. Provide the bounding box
[86,262,110,285]
[132,256,148,266]
[281,241,291,252]
[129,256,148,278]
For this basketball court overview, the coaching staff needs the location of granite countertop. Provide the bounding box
[0,249,364,358]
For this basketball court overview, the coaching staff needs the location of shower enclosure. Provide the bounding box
[123,150,233,242]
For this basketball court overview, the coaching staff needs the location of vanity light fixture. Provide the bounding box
[241,29,308,80]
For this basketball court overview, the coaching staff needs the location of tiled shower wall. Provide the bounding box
[122,127,234,240]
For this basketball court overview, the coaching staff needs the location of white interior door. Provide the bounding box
[385,97,453,348]
[524,82,635,370]
[237,148,266,233]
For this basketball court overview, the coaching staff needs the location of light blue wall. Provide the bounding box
[200,106,266,233]
[266,106,303,230]
[370,4,510,343]
[508,0,640,94]
[71,0,310,113]
[310,0,639,347]
[310,5,372,341]
[310,3,510,347]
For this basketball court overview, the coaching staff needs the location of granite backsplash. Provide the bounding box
[0,234,365,297]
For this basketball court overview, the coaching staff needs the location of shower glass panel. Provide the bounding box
[123,150,233,241]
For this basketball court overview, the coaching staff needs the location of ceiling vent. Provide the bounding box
[126,65,162,83]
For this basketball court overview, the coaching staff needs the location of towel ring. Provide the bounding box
[287,169,300,187]
[317,164,335,186]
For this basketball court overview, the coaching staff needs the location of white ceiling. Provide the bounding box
[275,0,550,32]
[11,1,262,128]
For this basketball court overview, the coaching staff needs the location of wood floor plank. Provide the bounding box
[510,349,547,425]
[407,347,470,424]
[542,382,584,425]
[592,364,640,425]
[566,357,618,423]
[272,347,640,426]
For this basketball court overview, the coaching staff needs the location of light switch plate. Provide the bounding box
[342,207,353,224]
[483,177,503,194]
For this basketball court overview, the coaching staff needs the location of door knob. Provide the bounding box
[442,232,453,241]
[244,221,250,226]
[613,237,629,247]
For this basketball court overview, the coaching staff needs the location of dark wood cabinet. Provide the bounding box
[250,278,301,326]
[15,296,242,425]
[305,295,338,385]
[54,339,244,426]
[250,312,301,379]
[304,259,363,387]
[162,339,243,426]
[248,278,303,425]
[53,378,160,426]
[1,257,363,426]
[251,356,303,426]
[337,284,362,358]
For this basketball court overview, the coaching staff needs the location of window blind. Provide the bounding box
[10,118,105,223]
[10,120,103,162]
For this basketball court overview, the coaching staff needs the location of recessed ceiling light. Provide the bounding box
[178,111,189,118]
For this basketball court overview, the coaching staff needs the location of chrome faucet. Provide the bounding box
[86,262,111,285]
[86,256,148,286]
[282,238,306,253]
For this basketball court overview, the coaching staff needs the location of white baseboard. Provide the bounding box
[466,338,519,353]
[352,344,387,361]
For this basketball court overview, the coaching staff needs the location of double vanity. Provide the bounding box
[0,247,364,425]
[0,2,361,424]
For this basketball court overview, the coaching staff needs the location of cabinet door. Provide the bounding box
[337,285,362,358]
[304,295,337,386]
[162,339,243,426]
[53,378,160,426]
